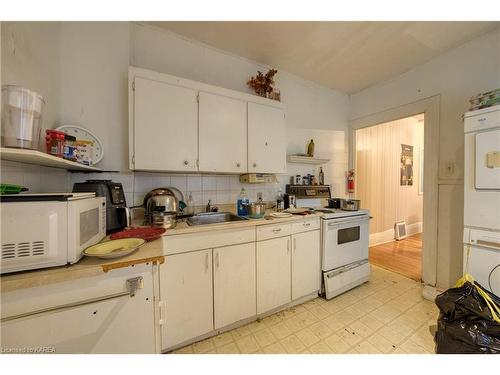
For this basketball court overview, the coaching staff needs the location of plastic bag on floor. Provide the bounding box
[434,274,500,354]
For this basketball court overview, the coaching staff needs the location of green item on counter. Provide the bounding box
[0,184,28,195]
[307,139,315,157]
[179,200,187,211]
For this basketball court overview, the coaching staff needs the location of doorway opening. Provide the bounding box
[354,113,424,281]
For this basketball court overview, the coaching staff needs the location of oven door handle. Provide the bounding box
[327,217,370,227]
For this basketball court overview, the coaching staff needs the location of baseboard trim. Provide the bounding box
[422,284,443,301]
[369,222,422,246]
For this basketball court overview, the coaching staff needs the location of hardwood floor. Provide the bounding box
[369,233,422,281]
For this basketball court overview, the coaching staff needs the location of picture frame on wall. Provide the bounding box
[400,144,414,186]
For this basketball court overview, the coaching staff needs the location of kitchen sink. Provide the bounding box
[186,212,248,226]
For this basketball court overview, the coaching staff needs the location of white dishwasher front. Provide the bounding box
[0,264,157,354]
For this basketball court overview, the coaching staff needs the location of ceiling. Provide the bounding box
[149,21,499,94]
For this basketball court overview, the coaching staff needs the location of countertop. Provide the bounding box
[160,212,322,236]
[1,212,322,293]
[0,238,165,293]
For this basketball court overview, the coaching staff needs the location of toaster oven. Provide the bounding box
[0,193,106,274]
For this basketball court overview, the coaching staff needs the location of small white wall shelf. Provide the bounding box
[287,155,330,165]
[0,147,103,172]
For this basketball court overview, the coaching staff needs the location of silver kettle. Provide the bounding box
[143,188,183,228]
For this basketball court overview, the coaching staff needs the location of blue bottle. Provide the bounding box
[237,188,249,216]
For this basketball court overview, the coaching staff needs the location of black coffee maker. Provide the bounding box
[73,180,128,234]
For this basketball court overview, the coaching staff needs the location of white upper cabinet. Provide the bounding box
[132,77,198,172]
[129,67,286,174]
[198,92,247,173]
[248,102,287,174]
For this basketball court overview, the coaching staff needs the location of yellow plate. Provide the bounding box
[83,238,145,259]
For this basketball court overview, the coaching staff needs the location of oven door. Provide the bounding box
[321,215,369,271]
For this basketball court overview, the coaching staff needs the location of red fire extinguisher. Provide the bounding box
[347,169,355,194]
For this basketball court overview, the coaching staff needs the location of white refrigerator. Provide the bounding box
[463,104,500,295]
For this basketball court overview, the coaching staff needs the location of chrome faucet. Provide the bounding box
[205,199,218,213]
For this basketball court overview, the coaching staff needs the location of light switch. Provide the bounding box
[445,162,455,175]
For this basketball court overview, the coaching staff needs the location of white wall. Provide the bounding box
[351,29,500,182]
[1,22,350,207]
[350,28,500,289]
[58,22,130,172]
[355,116,424,244]
[1,22,70,193]
[1,22,61,145]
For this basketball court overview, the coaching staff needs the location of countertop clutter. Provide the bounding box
[0,212,321,293]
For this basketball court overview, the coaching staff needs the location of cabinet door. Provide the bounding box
[248,102,286,174]
[199,92,247,173]
[161,249,213,350]
[133,77,198,172]
[213,243,256,329]
[292,230,321,300]
[256,236,291,314]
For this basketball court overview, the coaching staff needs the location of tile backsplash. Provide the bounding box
[1,160,347,209]
[70,172,288,208]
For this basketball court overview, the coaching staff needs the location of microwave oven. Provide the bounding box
[0,193,106,274]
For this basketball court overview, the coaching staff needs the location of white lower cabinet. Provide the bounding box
[292,230,321,300]
[257,224,321,315]
[213,243,256,329]
[1,265,156,354]
[161,249,213,350]
[256,236,291,314]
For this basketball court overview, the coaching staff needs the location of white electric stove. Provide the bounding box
[315,207,371,299]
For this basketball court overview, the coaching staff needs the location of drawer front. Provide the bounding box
[256,223,291,241]
[291,218,320,234]
[163,228,255,255]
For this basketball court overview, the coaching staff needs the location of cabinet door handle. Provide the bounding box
[205,253,209,271]
[158,301,166,326]
[0,276,144,323]
[215,252,220,269]
[253,163,257,168]
[236,162,241,168]
[303,222,311,227]
[294,238,296,251]
[272,228,282,233]
[184,160,189,165]
[287,239,290,254]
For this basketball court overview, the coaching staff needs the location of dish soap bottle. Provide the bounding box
[237,188,249,216]
[319,167,324,185]
[307,139,315,157]
[186,192,195,215]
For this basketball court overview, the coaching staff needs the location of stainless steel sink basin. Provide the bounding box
[186,212,248,226]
